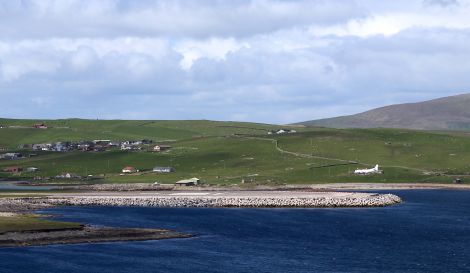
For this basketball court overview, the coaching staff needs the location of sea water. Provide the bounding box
[1,190,470,273]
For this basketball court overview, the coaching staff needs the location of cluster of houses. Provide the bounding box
[0,165,85,181]
[1,161,199,185]
[19,139,171,153]
[120,139,153,150]
[0,152,23,160]
[268,129,297,135]
[120,142,171,152]
[120,166,175,174]
[1,166,39,174]
[23,140,121,152]
[0,123,48,129]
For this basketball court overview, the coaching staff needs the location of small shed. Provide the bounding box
[26,167,40,172]
[175,177,200,186]
[453,178,463,184]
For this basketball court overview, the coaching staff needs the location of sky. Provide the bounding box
[1,0,470,124]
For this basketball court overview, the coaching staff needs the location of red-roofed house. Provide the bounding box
[3,166,23,173]
[122,166,138,173]
[33,123,48,129]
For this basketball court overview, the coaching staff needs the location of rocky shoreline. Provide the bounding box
[10,191,402,208]
[0,196,192,248]
[0,226,191,248]
[0,191,401,248]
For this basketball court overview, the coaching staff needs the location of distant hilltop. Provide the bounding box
[296,93,470,131]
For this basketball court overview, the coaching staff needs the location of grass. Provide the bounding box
[0,118,288,149]
[1,118,469,184]
[0,214,82,234]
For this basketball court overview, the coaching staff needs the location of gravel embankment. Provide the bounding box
[9,191,402,208]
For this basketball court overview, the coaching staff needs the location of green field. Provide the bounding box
[0,214,82,234]
[1,118,469,185]
[0,119,282,149]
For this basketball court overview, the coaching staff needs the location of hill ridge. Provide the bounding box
[297,93,470,130]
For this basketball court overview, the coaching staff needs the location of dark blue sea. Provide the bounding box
[1,190,470,273]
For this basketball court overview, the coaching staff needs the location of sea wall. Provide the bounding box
[24,193,402,208]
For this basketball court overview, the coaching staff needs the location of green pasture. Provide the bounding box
[0,214,82,234]
[0,119,469,184]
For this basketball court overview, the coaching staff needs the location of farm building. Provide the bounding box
[153,145,171,152]
[26,167,40,172]
[268,129,297,135]
[56,173,81,179]
[2,166,23,173]
[33,123,48,129]
[122,166,138,173]
[93,140,111,146]
[153,166,175,173]
[175,177,200,186]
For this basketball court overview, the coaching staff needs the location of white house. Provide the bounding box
[268,129,297,135]
[153,145,171,152]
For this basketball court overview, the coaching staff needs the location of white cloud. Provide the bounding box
[0,0,470,123]
[0,0,365,39]
[175,38,249,70]
[423,0,460,7]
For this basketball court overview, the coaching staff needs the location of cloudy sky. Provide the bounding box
[0,0,469,124]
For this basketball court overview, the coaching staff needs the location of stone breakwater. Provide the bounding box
[22,192,402,208]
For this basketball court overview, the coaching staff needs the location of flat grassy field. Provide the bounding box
[1,118,469,184]
[0,214,82,234]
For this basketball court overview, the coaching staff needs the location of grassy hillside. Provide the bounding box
[298,93,470,131]
[1,119,469,185]
[0,118,287,150]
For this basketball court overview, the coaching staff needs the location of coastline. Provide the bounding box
[302,183,470,190]
[0,197,192,248]
[14,191,402,208]
[0,189,403,248]
[48,182,470,192]
[0,226,191,248]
